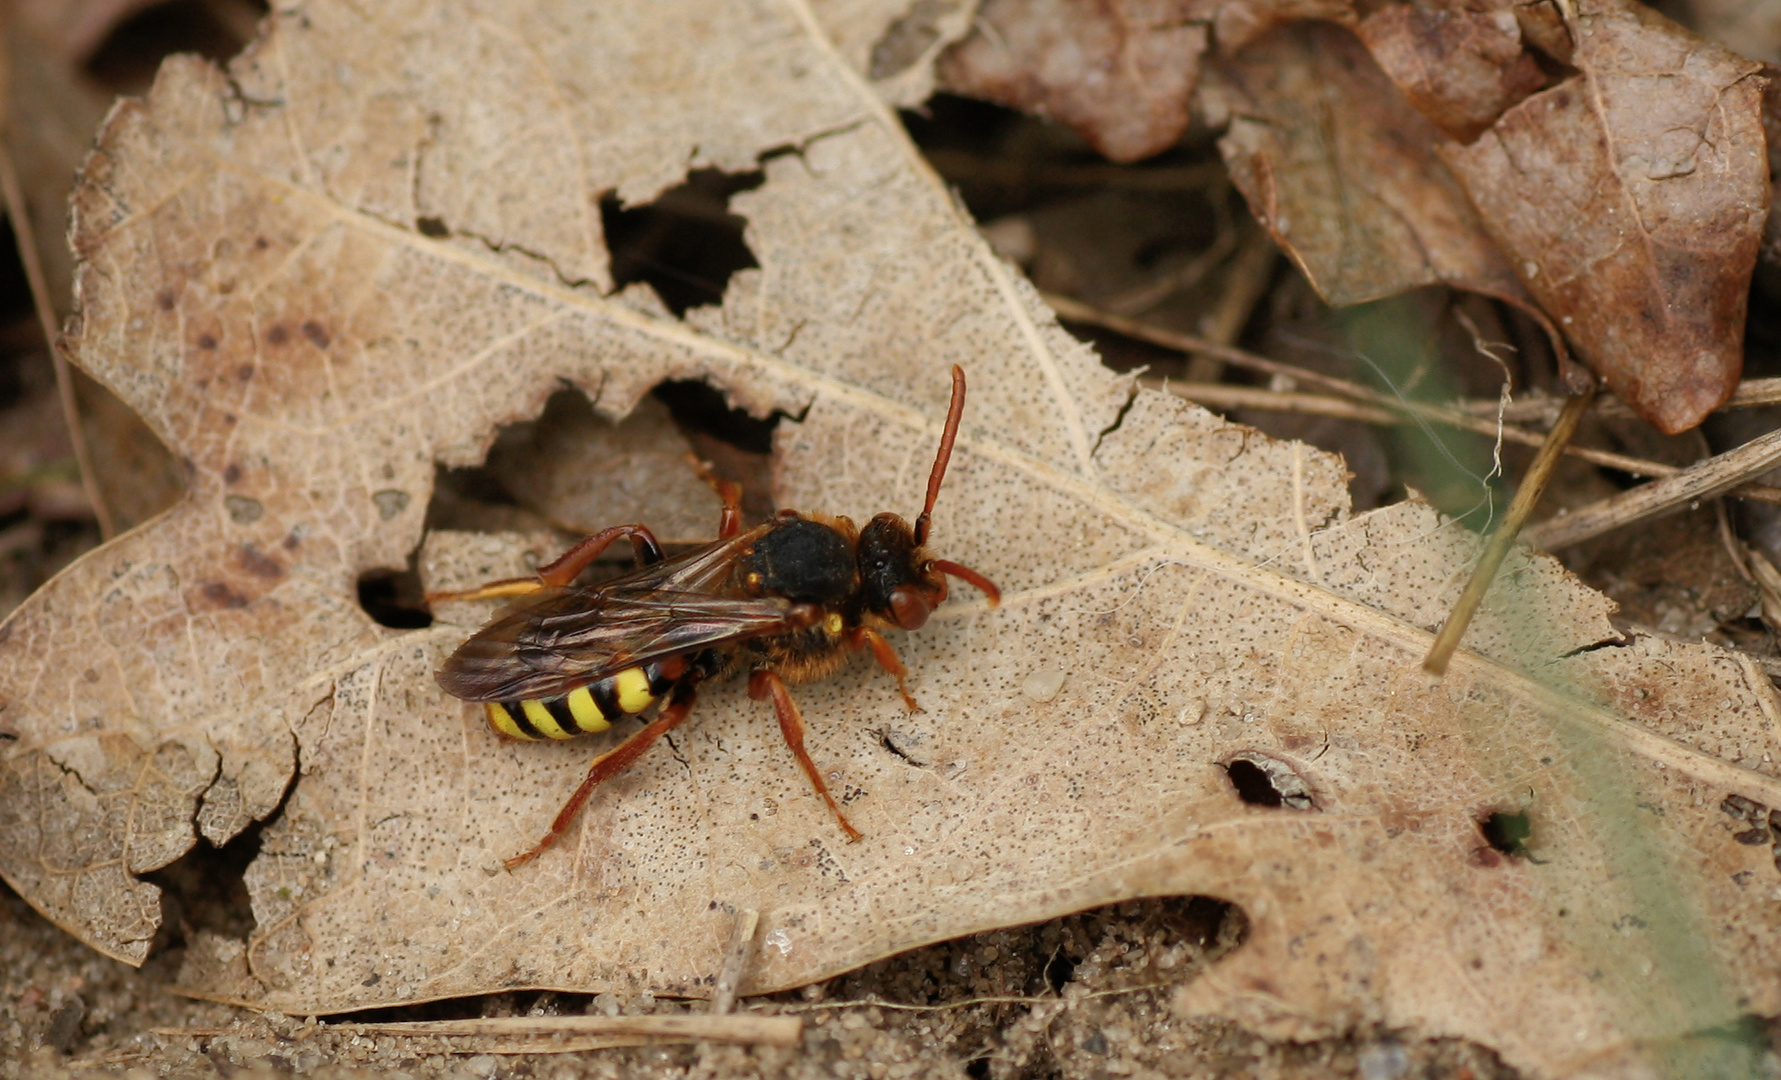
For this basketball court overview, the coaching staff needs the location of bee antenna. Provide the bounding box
[914,365,967,548]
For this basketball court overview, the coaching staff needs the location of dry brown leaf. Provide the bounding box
[1441,0,1769,435]
[1201,22,1531,309]
[1355,2,1547,143]
[934,0,1209,163]
[927,0,1769,434]
[5,3,1781,1076]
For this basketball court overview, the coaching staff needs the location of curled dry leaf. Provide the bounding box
[935,0,1209,163]
[1441,0,1769,434]
[1202,22,1531,309]
[933,0,1769,434]
[4,2,1781,1076]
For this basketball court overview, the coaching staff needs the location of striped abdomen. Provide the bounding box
[485,657,685,741]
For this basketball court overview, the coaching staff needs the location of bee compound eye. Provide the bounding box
[889,587,932,630]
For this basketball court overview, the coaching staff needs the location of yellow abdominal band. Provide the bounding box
[485,665,661,741]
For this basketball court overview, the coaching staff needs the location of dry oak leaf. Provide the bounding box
[927,0,1768,434]
[935,0,1210,163]
[2,2,1781,1077]
[1440,0,1769,434]
[1200,21,1535,310]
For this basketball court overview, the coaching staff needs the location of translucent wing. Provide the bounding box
[436,527,788,702]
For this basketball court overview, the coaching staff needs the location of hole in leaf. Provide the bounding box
[651,379,781,456]
[143,793,285,952]
[1480,811,1533,858]
[1222,752,1316,810]
[358,566,433,629]
[600,168,765,316]
[963,1057,991,1080]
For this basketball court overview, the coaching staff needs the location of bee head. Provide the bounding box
[857,513,947,630]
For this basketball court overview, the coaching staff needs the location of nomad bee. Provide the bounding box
[436,366,999,869]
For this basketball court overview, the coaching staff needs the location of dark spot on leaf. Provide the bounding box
[223,464,242,485]
[362,972,380,987]
[223,414,237,425]
[196,333,217,350]
[1734,826,1769,845]
[237,545,284,580]
[254,236,270,249]
[199,582,250,609]
[372,489,411,521]
[282,530,301,551]
[156,288,175,311]
[302,320,330,348]
[416,216,449,237]
[266,324,289,345]
[237,364,254,380]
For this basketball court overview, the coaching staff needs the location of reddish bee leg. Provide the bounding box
[536,524,665,586]
[426,577,549,604]
[749,669,863,843]
[504,682,699,871]
[848,626,921,712]
[427,524,665,604]
[689,457,745,539]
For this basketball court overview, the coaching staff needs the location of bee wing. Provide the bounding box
[436,528,789,703]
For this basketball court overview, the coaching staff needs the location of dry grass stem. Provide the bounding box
[1424,388,1597,675]
[1527,427,1781,551]
[1067,294,1781,504]
[153,1013,803,1050]
[1183,227,1276,383]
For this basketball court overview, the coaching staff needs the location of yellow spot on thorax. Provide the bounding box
[613,667,653,714]
[823,612,844,636]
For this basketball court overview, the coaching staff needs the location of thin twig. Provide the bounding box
[0,141,113,538]
[1526,427,1781,552]
[1424,388,1597,676]
[1149,381,1399,425]
[771,983,1171,1014]
[1184,225,1276,383]
[1454,378,1781,423]
[153,1013,802,1047]
[1146,379,1781,502]
[712,908,760,1016]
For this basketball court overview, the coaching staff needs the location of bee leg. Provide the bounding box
[849,626,921,712]
[748,669,863,843]
[504,681,699,871]
[535,524,665,586]
[427,525,665,603]
[689,457,745,539]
